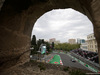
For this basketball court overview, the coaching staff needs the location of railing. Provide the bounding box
[70,51,100,70]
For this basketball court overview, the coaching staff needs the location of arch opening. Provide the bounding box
[32,8,93,43]
[31,9,99,69]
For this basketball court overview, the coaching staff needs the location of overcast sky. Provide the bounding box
[32,8,93,43]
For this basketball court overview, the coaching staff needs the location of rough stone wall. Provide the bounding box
[0,0,5,10]
[0,12,31,71]
[0,0,53,71]
[90,0,100,66]
[0,0,31,71]
[0,0,100,72]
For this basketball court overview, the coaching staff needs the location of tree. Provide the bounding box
[30,35,37,55]
[44,41,51,53]
[37,39,44,50]
[36,39,51,54]
[52,42,54,49]
[55,43,80,52]
[31,35,36,46]
[41,39,44,44]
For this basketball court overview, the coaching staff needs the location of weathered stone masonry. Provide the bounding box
[0,0,100,72]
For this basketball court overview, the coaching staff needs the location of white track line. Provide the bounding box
[58,55,63,65]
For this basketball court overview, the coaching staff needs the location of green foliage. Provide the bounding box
[31,35,36,45]
[38,63,46,70]
[69,70,86,75]
[37,39,51,52]
[41,39,44,43]
[44,41,51,53]
[52,42,54,49]
[36,39,51,54]
[63,67,69,72]
[55,43,80,52]
[37,39,42,49]
[37,39,44,50]
[30,50,38,55]
[31,35,37,55]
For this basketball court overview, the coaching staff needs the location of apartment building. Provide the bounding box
[49,38,56,44]
[55,40,60,45]
[68,39,76,44]
[87,33,98,52]
[80,41,88,50]
[77,38,85,44]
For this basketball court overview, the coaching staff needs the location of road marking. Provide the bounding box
[48,54,63,65]
[58,55,63,65]
[54,62,58,64]
[67,53,99,72]
[48,56,53,62]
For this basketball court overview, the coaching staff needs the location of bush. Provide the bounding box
[63,67,69,72]
[69,70,86,75]
[38,63,46,70]
[30,50,38,55]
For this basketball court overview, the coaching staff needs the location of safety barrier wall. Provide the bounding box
[70,52,100,70]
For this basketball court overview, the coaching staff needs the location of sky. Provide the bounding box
[32,8,93,43]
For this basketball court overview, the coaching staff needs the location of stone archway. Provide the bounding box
[0,0,100,72]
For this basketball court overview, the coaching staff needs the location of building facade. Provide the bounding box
[49,38,60,44]
[87,33,98,52]
[49,38,56,44]
[77,38,85,44]
[55,40,60,45]
[80,41,88,50]
[68,39,76,44]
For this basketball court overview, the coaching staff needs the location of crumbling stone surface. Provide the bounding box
[0,0,5,10]
[0,61,90,75]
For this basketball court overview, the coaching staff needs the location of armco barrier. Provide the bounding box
[67,53,99,72]
[70,52,100,70]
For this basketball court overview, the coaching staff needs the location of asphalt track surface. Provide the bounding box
[31,52,89,70]
[57,53,89,70]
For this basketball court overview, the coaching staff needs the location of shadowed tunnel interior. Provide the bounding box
[0,0,100,73]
